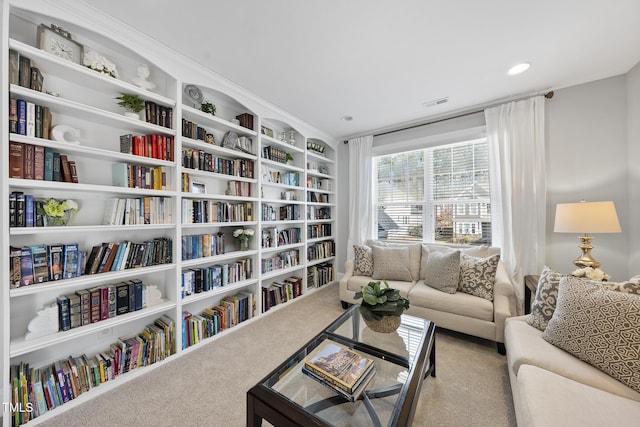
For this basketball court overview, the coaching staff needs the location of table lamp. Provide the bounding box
[553,200,621,269]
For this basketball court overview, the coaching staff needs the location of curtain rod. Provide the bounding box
[343,91,554,143]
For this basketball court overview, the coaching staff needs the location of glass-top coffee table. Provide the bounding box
[247,304,436,426]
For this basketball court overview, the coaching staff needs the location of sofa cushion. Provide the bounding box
[369,240,422,280]
[346,275,415,299]
[505,316,640,401]
[423,250,461,293]
[371,245,413,282]
[543,276,640,394]
[526,266,563,331]
[353,244,374,276]
[516,364,640,427]
[409,281,493,321]
[458,253,500,301]
[419,244,500,279]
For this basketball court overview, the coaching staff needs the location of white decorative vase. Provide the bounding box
[124,111,140,120]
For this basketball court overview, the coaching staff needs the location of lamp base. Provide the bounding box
[573,235,601,269]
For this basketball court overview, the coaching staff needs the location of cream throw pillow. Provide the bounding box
[543,276,640,393]
[371,245,413,282]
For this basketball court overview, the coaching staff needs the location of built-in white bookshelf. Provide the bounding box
[1,2,337,425]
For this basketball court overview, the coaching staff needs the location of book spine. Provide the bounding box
[57,296,71,332]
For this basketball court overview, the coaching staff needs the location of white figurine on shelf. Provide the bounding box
[25,303,59,340]
[132,64,156,91]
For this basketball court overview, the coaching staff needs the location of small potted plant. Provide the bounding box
[201,100,216,116]
[356,281,410,333]
[233,228,254,251]
[115,93,145,119]
[285,152,294,165]
[38,198,79,226]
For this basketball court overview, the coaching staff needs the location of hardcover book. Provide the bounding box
[31,245,50,284]
[304,341,375,395]
[9,141,24,178]
[20,247,34,286]
[63,243,79,279]
[116,282,129,315]
[56,296,71,332]
[47,244,64,281]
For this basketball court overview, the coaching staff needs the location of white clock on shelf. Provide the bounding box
[37,23,83,64]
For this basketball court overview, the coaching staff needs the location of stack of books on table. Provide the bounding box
[302,341,376,402]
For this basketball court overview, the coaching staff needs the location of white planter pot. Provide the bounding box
[124,111,140,120]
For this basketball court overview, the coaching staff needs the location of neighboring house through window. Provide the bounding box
[374,138,491,245]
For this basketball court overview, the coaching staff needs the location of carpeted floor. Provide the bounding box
[36,282,516,426]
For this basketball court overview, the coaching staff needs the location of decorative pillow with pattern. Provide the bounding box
[526,266,563,331]
[353,245,374,276]
[458,253,500,301]
[423,250,461,293]
[542,276,640,393]
[371,245,413,282]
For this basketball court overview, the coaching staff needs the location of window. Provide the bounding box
[374,139,491,245]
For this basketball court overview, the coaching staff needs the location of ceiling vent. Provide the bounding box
[423,97,449,108]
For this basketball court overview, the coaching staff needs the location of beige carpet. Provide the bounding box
[37,282,516,426]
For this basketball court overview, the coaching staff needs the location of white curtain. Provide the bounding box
[346,135,374,260]
[485,96,546,314]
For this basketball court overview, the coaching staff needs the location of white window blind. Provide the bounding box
[374,138,491,245]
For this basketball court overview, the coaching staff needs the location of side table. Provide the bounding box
[524,275,539,314]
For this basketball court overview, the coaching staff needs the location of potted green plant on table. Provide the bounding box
[115,93,145,119]
[356,280,410,333]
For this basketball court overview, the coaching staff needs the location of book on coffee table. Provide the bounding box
[303,341,375,399]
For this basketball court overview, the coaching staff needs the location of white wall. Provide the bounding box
[627,62,640,274]
[545,76,629,280]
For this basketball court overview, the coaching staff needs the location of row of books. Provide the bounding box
[182,292,255,349]
[9,49,43,92]
[83,238,173,276]
[308,262,335,288]
[181,148,255,178]
[9,98,51,139]
[261,227,301,248]
[261,276,302,312]
[308,223,332,239]
[56,279,156,331]
[9,315,175,424]
[181,199,253,224]
[119,133,175,161]
[307,176,332,191]
[181,258,253,297]
[225,180,253,197]
[10,244,80,288]
[262,166,300,186]
[9,141,78,183]
[181,233,225,261]
[261,249,300,274]
[308,192,330,203]
[102,197,173,226]
[181,118,210,141]
[144,101,173,129]
[308,206,332,220]
[308,241,336,261]
[262,145,292,164]
[303,341,375,402]
[112,162,170,190]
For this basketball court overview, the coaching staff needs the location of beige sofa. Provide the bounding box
[505,272,640,426]
[339,241,517,353]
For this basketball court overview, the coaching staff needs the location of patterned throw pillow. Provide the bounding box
[353,245,374,276]
[526,266,563,331]
[542,276,640,393]
[372,245,413,281]
[458,254,500,301]
[423,250,461,294]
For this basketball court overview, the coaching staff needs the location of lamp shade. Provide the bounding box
[554,201,621,234]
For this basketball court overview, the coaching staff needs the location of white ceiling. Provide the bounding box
[82,0,640,140]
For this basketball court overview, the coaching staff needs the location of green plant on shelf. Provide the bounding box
[201,100,216,116]
[115,93,145,113]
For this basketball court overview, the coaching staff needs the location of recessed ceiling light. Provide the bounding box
[341,115,353,122]
[508,62,531,76]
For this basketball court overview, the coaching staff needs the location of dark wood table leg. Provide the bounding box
[246,392,262,427]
